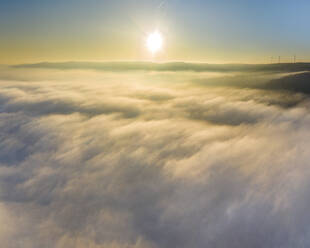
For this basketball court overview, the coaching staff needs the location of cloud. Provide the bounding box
[267,72,310,94]
[1,65,310,247]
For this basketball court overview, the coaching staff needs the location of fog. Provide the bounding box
[1,64,310,247]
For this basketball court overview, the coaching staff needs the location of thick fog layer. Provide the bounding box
[1,66,310,248]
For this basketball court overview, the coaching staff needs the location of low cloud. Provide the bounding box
[1,65,310,247]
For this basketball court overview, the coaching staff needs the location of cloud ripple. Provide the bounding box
[1,66,310,248]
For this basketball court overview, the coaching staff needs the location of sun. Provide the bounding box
[146,31,163,54]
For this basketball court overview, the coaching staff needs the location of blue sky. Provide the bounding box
[1,0,310,63]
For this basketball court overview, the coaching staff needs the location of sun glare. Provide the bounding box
[146,31,163,54]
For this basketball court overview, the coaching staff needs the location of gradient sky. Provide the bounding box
[1,0,310,64]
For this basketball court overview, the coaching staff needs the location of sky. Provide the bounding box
[1,0,310,64]
[2,1,310,246]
